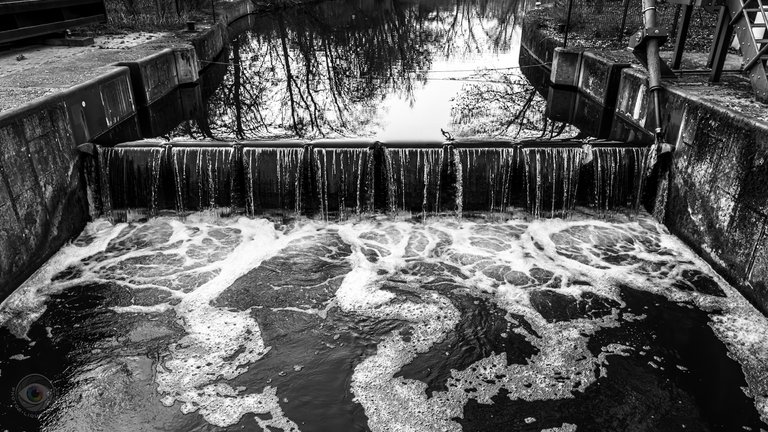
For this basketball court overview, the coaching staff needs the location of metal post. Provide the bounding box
[211,0,216,24]
[709,5,734,81]
[563,0,575,48]
[672,4,693,69]
[619,0,631,41]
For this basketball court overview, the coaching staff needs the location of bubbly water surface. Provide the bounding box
[1,212,767,431]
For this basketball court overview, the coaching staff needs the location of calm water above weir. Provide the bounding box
[159,0,567,141]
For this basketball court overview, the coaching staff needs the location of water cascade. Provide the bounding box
[383,147,448,216]
[95,140,650,220]
[522,148,583,218]
[243,147,305,216]
[97,145,165,220]
[171,146,237,214]
[313,147,374,220]
[454,147,519,215]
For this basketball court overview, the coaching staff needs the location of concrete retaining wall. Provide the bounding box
[0,0,255,299]
[0,74,127,296]
[613,66,768,313]
[523,7,768,314]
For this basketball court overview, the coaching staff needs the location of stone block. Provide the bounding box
[174,46,200,85]
[65,67,135,142]
[577,51,630,108]
[120,49,180,106]
[612,67,649,131]
[99,69,135,128]
[193,23,227,68]
[550,48,582,88]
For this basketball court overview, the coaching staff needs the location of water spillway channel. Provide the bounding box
[96,140,650,221]
[2,0,768,431]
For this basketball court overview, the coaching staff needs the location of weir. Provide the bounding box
[94,139,650,220]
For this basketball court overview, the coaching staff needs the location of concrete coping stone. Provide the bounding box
[0,66,131,127]
[621,66,768,134]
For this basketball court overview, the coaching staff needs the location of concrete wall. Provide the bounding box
[524,10,768,314]
[0,67,136,296]
[0,0,255,300]
[614,67,768,313]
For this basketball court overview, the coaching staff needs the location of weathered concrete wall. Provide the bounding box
[613,66,768,314]
[520,14,561,69]
[546,48,630,138]
[0,0,255,299]
[0,71,133,297]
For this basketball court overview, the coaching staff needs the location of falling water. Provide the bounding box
[313,148,374,220]
[590,147,648,214]
[454,148,519,214]
[97,146,165,221]
[171,147,236,215]
[243,147,305,216]
[95,143,650,219]
[383,148,446,216]
[522,147,583,218]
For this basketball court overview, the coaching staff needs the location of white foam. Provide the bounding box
[3,211,768,429]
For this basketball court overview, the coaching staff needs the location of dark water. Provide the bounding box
[1,215,767,431]
[3,0,768,431]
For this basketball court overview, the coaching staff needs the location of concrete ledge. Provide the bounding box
[611,66,768,314]
[216,0,255,25]
[550,47,583,88]
[578,51,630,106]
[520,16,561,67]
[64,67,136,142]
[192,22,228,68]
[119,48,198,106]
[0,95,89,298]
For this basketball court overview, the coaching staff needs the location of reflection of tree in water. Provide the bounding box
[432,0,519,57]
[450,70,579,139]
[173,0,522,140]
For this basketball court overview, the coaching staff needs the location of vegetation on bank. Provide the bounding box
[528,0,719,52]
[79,0,311,34]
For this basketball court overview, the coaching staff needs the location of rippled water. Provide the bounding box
[1,212,767,431]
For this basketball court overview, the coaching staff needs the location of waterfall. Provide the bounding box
[94,141,651,220]
[590,147,648,214]
[522,147,583,218]
[313,148,373,220]
[171,147,236,215]
[97,146,165,221]
[454,148,519,214]
[243,147,304,216]
[383,148,446,216]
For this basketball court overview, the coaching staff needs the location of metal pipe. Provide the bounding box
[642,0,664,143]
[619,0,631,42]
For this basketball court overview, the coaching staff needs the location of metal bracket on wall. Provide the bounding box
[630,27,677,78]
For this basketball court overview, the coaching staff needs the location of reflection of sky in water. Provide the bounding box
[169,0,565,141]
[379,52,520,140]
